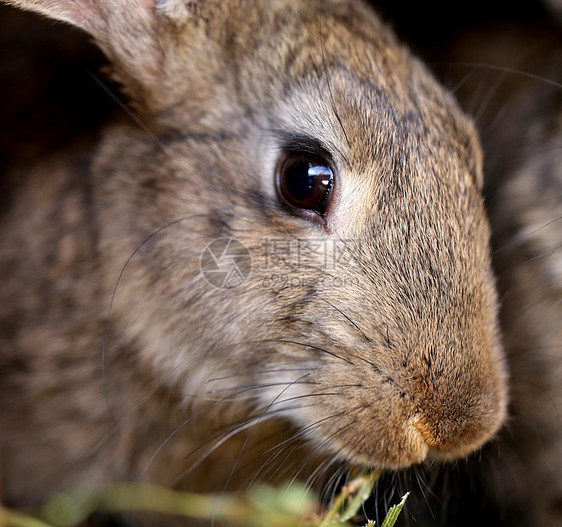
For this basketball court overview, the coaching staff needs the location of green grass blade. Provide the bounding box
[340,471,381,522]
[380,492,410,527]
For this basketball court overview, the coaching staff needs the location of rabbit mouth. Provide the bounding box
[355,420,432,469]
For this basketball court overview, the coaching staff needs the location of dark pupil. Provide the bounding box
[282,158,333,213]
[286,161,318,200]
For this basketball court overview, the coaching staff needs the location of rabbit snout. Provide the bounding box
[275,309,507,469]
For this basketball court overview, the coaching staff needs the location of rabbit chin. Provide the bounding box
[326,429,486,471]
[329,422,430,470]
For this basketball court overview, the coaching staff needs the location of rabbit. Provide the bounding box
[0,0,508,523]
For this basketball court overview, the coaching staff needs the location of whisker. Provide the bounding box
[206,367,313,383]
[499,243,561,271]
[323,462,350,507]
[169,409,285,486]
[141,382,303,478]
[320,298,372,342]
[434,62,562,89]
[100,217,192,426]
[473,69,509,124]
[288,415,359,488]
[208,380,319,395]
[259,338,355,364]
[415,71,476,133]
[219,372,315,491]
[241,412,347,489]
[501,294,559,330]
[317,16,352,153]
[306,449,349,502]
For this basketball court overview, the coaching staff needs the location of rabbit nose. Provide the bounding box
[412,384,506,457]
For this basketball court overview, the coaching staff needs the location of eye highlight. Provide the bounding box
[276,151,335,216]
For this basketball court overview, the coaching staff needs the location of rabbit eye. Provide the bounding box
[276,152,334,215]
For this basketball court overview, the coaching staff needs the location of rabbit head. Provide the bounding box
[2,0,508,486]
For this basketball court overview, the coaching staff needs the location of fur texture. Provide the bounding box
[0,0,507,520]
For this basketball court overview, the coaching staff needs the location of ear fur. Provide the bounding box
[2,0,193,35]
[2,0,194,110]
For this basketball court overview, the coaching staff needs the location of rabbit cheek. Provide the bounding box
[287,363,430,469]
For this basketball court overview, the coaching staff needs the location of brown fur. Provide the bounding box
[0,0,507,520]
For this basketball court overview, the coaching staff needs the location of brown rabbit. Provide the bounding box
[0,0,507,523]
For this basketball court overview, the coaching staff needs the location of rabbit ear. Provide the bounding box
[3,0,192,34]
[3,0,194,109]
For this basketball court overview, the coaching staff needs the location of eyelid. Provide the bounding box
[271,130,335,165]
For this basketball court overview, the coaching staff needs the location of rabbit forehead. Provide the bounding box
[252,10,482,192]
